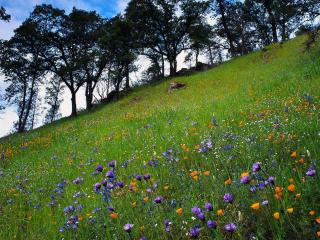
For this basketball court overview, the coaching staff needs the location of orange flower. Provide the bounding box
[217,209,224,216]
[110,212,119,219]
[274,212,280,220]
[224,178,232,185]
[78,216,83,221]
[203,171,210,176]
[287,208,294,214]
[143,197,149,202]
[290,151,297,158]
[176,208,183,215]
[275,186,283,194]
[190,171,199,177]
[317,231,320,237]
[250,202,260,210]
[316,217,320,224]
[288,184,295,192]
[192,175,199,181]
[309,210,315,216]
[298,158,305,164]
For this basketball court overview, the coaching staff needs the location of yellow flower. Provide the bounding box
[192,175,199,181]
[274,212,280,220]
[164,185,170,190]
[287,208,294,214]
[203,171,210,176]
[143,197,149,202]
[241,172,249,178]
[217,209,224,216]
[290,151,297,158]
[288,178,294,183]
[309,210,315,216]
[176,208,183,215]
[131,201,137,207]
[295,193,301,199]
[250,202,260,210]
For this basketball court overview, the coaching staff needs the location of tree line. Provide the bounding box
[0,0,319,133]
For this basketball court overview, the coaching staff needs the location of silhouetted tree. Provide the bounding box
[0,6,10,21]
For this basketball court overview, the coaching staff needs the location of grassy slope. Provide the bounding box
[0,35,319,239]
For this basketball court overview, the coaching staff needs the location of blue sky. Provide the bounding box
[0,0,129,137]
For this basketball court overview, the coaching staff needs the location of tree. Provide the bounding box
[126,0,210,76]
[43,78,64,124]
[0,20,46,132]
[101,16,137,98]
[0,6,10,21]
[29,5,88,116]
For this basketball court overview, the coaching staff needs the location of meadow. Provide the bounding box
[0,35,319,239]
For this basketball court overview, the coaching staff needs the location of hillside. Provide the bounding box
[0,35,319,239]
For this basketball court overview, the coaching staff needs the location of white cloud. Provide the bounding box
[116,0,129,13]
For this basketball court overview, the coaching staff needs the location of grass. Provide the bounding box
[0,35,319,239]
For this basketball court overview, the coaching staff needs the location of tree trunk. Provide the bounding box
[217,0,236,56]
[85,81,93,110]
[265,5,278,43]
[161,54,165,77]
[71,91,77,117]
[195,49,199,65]
[208,45,214,65]
[125,64,130,89]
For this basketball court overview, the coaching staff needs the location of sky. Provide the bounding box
[0,0,130,137]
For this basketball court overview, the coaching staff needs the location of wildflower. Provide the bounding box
[191,207,202,215]
[205,202,213,211]
[176,208,183,215]
[224,223,236,233]
[108,160,116,168]
[94,182,101,191]
[217,209,224,216]
[110,212,119,219]
[306,166,316,177]
[106,170,115,178]
[262,200,269,206]
[189,226,200,238]
[123,223,134,232]
[143,174,151,181]
[223,193,233,203]
[273,212,280,220]
[250,202,260,210]
[225,178,232,185]
[289,178,294,184]
[197,212,205,221]
[207,220,217,229]
[241,175,250,184]
[290,151,297,158]
[136,175,143,181]
[309,210,315,216]
[268,176,275,184]
[296,193,301,199]
[287,208,294,214]
[140,237,147,240]
[96,165,104,172]
[288,184,295,192]
[117,181,124,188]
[73,177,83,185]
[317,231,320,238]
[240,172,249,178]
[154,196,163,204]
[252,162,261,172]
[316,217,320,224]
[203,171,210,176]
[143,197,149,202]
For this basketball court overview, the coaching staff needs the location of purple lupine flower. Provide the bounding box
[140,237,147,240]
[154,196,163,203]
[107,183,114,189]
[240,175,250,184]
[73,177,82,184]
[96,164,104,172]
[223,193,234,203]
[136,175,142,181]
[143,174,151,181]
[108,206,115,211]
[262,200,269,206]
[164,219,171,226]
[94,182,101,191]
[108,160,116,168]
[102,179,108,186]
[197,212,205,221]
[249,185,257,192]
[189,226,200,238]
[205,202,213,211]
[224,223,237,232]
[123,223,134,232]
[117,181,124,188]
[191,206,202,215]
[252,162,261,172]
[207,220,217,229]
[268,176,275,184]
[306,166,316,176]
[106,170,115,178]
[258,183,266,189]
